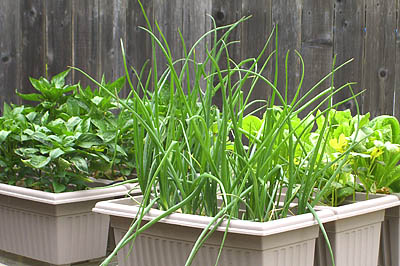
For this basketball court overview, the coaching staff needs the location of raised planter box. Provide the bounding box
[314,193,399,266]
[378,193,400,266]
[0,183,138,265]
[93,196,335,266]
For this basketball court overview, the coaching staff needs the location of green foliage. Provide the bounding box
[308,109,400,205]
[0,71,134,192]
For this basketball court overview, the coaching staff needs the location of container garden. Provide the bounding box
[70,10,362,266]
[0,182,138,265]
[314,193,399,266]
[93,196,335,266]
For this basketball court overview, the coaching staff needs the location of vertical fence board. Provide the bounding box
[241,0,273,116]
[72,0,99,88]
[126,0,153,95]
[363,0,397,117]
[99,0,126,90]
[394,0,400,118]
[182,0,212,91]
[272,0,303,104]
[153,0,183,80]
[333,0,365,113]
[20,0,46,98]
[45,0,72,81]
[0,0,21,109]
[211,0,242,108]
[300,1,334,114]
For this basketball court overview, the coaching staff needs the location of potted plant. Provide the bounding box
[0,70,139,265]
[302,109,400,266]
[87,8,361,266]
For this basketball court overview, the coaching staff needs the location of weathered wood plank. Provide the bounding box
[182,0,212,92]
[20,0,46,100]
[363,0,397,117]
[211,0,242,108]
[241,0,273,116]
[300,1,334,116]
[99,0,126,94]
[126,0,153,95]
[72,0,100,88]
[0,0,21,109]
[333,0,365,113]
[45,0,72,82]
[153,0,183,80]
[272,0,302,106]
[394,0,400,119]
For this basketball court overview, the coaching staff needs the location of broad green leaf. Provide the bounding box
[15,147,39,157]
[51,69,70,88]
[62,84,77,94]
[26,112,37,122]
[15,91,43,102]
[91,96,103,106]
[242,115,262,135]
[41,111,49,125]
[23,155,51,168]
[57,157,71,170]
[66,117,82,131]
[29,77,45,93]
[3,102,11,116]
[76,118,91,133]
[92,119,107,131]
[76,133,102,148]
[0,130,11,144]
[31,131,50,144]
[66,98,81,116]
[52,181,66,193]
[47,118,68,135]
[71,157,88,173]
[49,148,65,160]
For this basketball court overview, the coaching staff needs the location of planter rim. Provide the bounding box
[0,183,137,205]
[316,193,400,220]
[93,196,335,236]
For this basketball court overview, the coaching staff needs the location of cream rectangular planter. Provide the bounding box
[314,193,399,266]
[378,193,400,266]
[0,183,137,265]
[93,196,335,266]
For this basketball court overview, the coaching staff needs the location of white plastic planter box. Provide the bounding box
[314,193,399,266]
[378,193,400,266]
[93,196,335,266]
[0,183,137,265]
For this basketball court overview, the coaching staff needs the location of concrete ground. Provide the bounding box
[0,250,118,266]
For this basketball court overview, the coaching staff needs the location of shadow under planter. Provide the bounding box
[93,196,335,266]
[0,183,138,265]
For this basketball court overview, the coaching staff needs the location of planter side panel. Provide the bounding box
[56,212,110,264]
[315,211,383,266]
[379,206,400,266]
[0,204,109,265]
[0,205,57,262]
[113,223,317,266]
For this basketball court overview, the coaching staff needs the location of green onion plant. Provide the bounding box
[73,3,360,265]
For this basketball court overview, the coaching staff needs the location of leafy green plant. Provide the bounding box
[0,71,134,192]
[308,108,400,205]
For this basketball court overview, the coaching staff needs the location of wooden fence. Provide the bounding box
[0,0,400,118]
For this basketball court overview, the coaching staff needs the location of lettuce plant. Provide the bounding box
[310,109,400,205]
